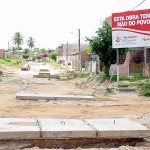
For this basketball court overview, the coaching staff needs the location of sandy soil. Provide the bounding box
[0,63,150,150]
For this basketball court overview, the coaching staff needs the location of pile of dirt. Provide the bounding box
[61,70,78,79]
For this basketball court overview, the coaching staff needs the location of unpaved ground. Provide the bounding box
[0,63,150,150]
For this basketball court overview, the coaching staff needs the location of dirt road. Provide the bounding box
[0,63,150,149]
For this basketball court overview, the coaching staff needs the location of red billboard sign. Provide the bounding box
[112,9,150,48]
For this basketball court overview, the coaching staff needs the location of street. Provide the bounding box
[0,62,150,149]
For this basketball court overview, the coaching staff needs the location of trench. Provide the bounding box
[0,138,144,149]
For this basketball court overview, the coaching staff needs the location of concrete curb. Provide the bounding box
[0,118,149,140]
[16,93,95,101]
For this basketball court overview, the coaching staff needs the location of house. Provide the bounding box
[62,43,89,70]
[110,48,150,76]
[103,16,150,77]
[72,49,91,70]
[56,45,65,64]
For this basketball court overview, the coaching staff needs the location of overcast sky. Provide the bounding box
[0,0,149,50]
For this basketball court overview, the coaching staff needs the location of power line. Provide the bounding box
[131,0,146,11]
[75,0,147,42]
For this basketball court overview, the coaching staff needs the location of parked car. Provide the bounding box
[21,64,30,71]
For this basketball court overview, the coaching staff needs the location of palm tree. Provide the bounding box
[12,32,24,50]
[27,37,35,50]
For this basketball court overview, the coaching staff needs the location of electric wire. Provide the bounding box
[131,0,146,11]
[81,0,146,39]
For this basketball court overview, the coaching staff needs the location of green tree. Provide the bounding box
[87,22,128,76]
[50,53,57,61]
[27,37,35,50]
[47,48,54,53]
[24,48,30,54]
[40,48,46,53]
[12,32,24,50]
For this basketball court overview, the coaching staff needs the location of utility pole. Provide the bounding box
[8,41,9,51]
[66,42,68,66]
[78,29,81,71]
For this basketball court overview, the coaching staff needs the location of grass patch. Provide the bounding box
[78,72,90,78]
[47,61,62,69]
[133,73,144,80]
[0,78,21,84]
[119,84,129,87]
[105,87,114,94]
[0,58,24,68]
[119,76,132,81]
[111,74,147,82]
[98,75,117,83]
[119,82,144,88]
[140,82,150,97]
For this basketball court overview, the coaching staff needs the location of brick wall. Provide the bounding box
[0,49,4,59]
[81,51,90,62]
[144,64,150,77]
[110,52,130,76]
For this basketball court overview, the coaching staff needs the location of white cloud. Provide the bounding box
[0,0,149,49]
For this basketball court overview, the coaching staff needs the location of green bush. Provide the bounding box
[133,73,144,80]
[50,53,57,61]
[22,54,29,59]
[36,56,42,59]
[140,82,150,97]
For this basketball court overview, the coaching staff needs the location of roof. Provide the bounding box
[63,43,89,56]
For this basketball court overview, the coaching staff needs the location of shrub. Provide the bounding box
[36,56,41,59]
[22,54,29,59]
[133,73,143,80]
[140,82,150,97]
[50,53,57,61]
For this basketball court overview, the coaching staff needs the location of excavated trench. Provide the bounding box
[0,138,143,149]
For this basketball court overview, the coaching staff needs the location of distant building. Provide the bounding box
[102,16,112,27]
[62,43,89,68]
[56,45,64,64]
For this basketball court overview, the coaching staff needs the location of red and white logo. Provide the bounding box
[116,37,121,43]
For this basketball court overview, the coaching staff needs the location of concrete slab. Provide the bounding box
[38,119,96,139]
[0,118,40,139]
[33,72,50,79]
[39,72,50,75]
[16,93,95,101]
[85,118,150,139]
[39,69,49,72]
[116,87,136,92]
[50,74,60,79]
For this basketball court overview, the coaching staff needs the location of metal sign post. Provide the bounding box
[117,49,119,87]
